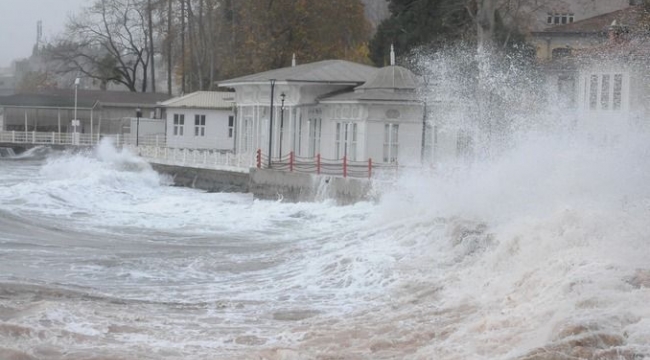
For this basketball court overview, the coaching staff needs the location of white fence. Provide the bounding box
[131,146,255,173]
[0,130,253,171]
[0,131,167,147]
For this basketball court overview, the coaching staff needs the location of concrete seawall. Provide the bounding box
[249,168,374,204]
[150,163,250,193]
[150,162,374,204]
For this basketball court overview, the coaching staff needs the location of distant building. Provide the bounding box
[529,4,644,60]
[160,91,235,150]
[0,89,170,136]
[0,75,15,97]
[538,9,650,135]
[218,57,425,166]
[517,0,634,33]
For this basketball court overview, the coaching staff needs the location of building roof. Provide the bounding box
[0,89,170,109]
[218,60,378,86]
[319,89,422,103]
[356,65,419,91]
[319,64,421,103]
[160,91,234,109]
[535,6,646,35]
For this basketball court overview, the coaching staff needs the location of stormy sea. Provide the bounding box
[0,126,649,360]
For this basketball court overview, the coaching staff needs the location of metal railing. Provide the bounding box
[132,145,255,173]
[256,150,399,179]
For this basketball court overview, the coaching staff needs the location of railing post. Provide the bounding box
[317,154,321,175]
[12,131,15,143]
[343,155,347,178]
[116,134,120,147]
[256,149,261,168]
[203,150,207,164]
[368,158,372,178]
[51,132,55,144]
[155,135,159,147]
[32,131,36,143]
[289,151,294,172]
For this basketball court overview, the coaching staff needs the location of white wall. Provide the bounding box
[165,107,235,150]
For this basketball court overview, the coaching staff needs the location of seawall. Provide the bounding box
[249,168,374,204]
[150,163,374,204]
[150,163,250,193]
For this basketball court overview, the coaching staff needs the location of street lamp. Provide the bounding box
[135,107,142,146]
[74,77,79,123]
[73,77,80,145]
[268,79,276,168]
[279,93,286,159]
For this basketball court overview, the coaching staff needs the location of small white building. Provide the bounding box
[161,91,235,150]
[218,58,425,165]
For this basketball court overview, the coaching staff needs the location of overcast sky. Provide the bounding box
[0,0,89,67]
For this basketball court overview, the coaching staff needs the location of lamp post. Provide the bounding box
[135,107,142,147]
[279,92,285,159]
[268,79,276,168]
[74,78,79,124]
[73,77,80,145]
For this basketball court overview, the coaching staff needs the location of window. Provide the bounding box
[296,112,303,156]
[228,115,234,138]
[308,118,321,158]
[241,107,253,153]
[583,73,626,112]
[194,114,206,136]
[547,13,574,25]
[552,48,572,59]
[383,124,399,163]
[335,122,358,161]
[173,114,184,136]
[613,74,623,110]
[308,108,322,158]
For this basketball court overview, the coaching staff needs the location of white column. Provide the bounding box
[90,109,94,145]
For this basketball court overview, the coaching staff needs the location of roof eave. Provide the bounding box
[218,79,365,87]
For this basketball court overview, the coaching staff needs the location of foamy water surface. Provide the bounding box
[0,137,649,359]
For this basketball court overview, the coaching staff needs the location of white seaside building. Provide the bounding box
[160,91,235,150]
[218,57,425,166]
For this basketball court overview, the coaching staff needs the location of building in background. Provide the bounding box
[160,91,235,151]
[0,89,170,137]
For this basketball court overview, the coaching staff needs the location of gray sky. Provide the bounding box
[0,0,89,67]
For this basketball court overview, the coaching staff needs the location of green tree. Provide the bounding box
[369,0,534,65]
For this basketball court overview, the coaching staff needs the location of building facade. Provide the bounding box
[218,59,425,166]
[161,91,236,151]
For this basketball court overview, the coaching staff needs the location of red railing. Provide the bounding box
[257,149,397,179]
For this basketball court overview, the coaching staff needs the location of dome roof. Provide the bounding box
[356,65,419,91]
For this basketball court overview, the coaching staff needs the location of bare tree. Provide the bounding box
[44,0,153,92]
[148,0,156,92]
